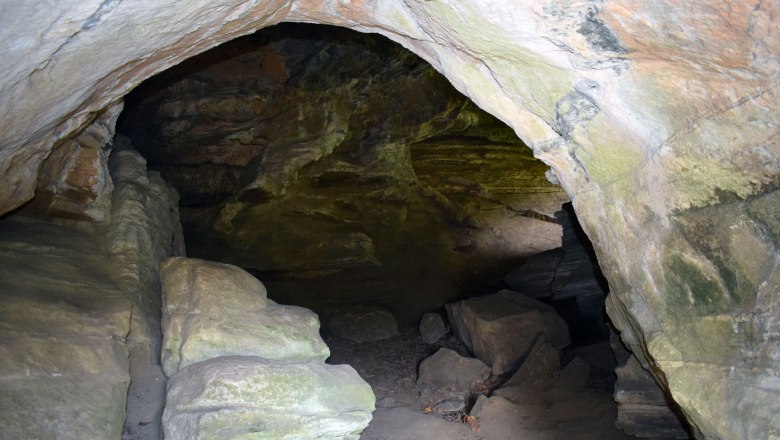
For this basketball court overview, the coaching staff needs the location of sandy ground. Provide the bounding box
[326,327,638,440]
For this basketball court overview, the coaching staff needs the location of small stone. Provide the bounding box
[435,399,466,413]
[376,397,397,408]
[326,305,400,342]
[419,312,448,344]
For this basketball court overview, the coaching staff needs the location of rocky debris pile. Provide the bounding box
[446,289,570,374]
[325,305,400,343]
[159,257,375,440]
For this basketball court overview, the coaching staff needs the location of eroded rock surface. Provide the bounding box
[160,257,329,376]
[163,356,374,440]
[0,219,131,440]
[0,2,779,438]
[119,24,567,323]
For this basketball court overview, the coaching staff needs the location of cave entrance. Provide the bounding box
[116,22,680,440]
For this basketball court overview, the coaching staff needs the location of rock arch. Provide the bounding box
[1,1,778,438]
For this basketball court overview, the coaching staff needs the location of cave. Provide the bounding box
[1,2,779,440]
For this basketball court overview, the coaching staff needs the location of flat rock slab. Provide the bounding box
[163,356,375,440]
[160,257,329,376]
[418,347,491,391]
[447,289,570,374]
[326,305,400,342]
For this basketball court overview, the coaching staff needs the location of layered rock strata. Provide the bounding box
[159,257,375,439]
[119,24,568,323]
[0,142,184,440]
[0,2,779,438]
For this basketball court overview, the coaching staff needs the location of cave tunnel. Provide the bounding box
[1,2,779,440]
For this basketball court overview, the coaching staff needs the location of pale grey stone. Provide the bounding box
[163,356,375,440]
[160,257,330,377]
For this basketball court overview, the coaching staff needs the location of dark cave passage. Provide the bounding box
[114,22,690,440]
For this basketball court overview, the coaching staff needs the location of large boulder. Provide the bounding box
[446,290,570,374]
[163,356,375,440]
[160,257,329,376]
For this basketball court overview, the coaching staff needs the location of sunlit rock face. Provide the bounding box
[120,24,567,320]
[0,1,778,438]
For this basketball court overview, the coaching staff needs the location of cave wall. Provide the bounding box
[1,1,779,438]
[119,24,568,321]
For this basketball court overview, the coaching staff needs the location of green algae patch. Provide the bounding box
[663,251,731,316]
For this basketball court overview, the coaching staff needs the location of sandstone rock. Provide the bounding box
[118,24,566,325]
[160,257,329,376]
[19,103,123,223]
[419,312,448,344]
[0,218,132,440]
[105,140,185,440]
[493,337,560,403]
[614,355,690,439]
[326,305,400,343]
[163,356,375,440]
[417,348,491,391]
[0,2,779,439]
[504,248,564,299]
[447,290,570,374]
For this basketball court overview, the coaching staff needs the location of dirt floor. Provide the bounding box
[326,327,637,440]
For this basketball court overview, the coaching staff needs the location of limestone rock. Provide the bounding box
[419,312,448,344]
[163,356,375,440]
[417,348,491,391]
[326,305,400,343]
[446,290,570,374]
[160,257,329,376]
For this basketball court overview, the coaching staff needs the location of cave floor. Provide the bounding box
[326,327,636,440]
